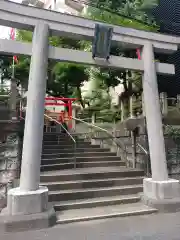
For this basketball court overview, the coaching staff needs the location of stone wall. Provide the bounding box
[164,136,180,179]
[0,121,24,210]
[75,119,180,178]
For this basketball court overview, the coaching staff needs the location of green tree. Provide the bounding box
[81,0,159,120]
[0,55,12,83]
[90,0,126,11]
[0,2,159,120]
[14,30,89,103]
[48,62,88,106]
[82,76,114,121]
[86,0,158,26]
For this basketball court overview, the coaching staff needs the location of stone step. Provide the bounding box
[48,184,143,202]
[41,152,117,159]
[41,176,144,191]
[43,138,79,143]
[44,133,79,137]
[43,135,69,139]
[43,148,110,154]
[53,194,141,211]
[43,138,85,143]
[43,140,86,145]
[43,142,84,146]
[43,138,81,142]
[42,143,97,149]
[55,202,157,224]
[43,135,71,138]
[41,156,121,164]
[41,160,125,171]
[40,167,144,182]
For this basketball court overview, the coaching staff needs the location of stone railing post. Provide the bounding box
[129,95,136,118]
[120,100,125,121]
[141,93,145,116]
[71,107,76,131]
[9,79,18,120]
[177,94,180,109]
[160,92,168,115]
[92,112,96,124]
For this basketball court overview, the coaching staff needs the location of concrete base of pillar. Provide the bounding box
[0,186,56,232]
[142,178,180,213]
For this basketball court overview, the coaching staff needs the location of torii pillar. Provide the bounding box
[142,42,180,211]
[0,22,56,232]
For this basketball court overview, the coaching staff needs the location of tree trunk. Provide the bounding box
[64,82,68,96]
[76,86,84,108]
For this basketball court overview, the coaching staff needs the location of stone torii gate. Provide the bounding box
[0,0,180,232]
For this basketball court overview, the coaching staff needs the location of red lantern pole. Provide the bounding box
[68,100,72,129]
[136,49,141,60]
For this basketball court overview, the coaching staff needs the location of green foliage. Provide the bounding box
[47,62,88,106]
[86,0,159,27]
[82,73,119,122]
[52,63,88,87]
[139,0,159,12]
[14,57,30,87]
[89,0,129,11]
[164,125,180,141]
[80,0,158,119]
[0,88,9,96]
[164,125,180,171]
[84,88,111,110]
[0,1,160,123]
[84,6,158,31]
[92,68,120,89]
[17,30,84,49]
[0,55,12,81]
[14,30,88,101]
[49,36,83,49]
[16,30,33,43]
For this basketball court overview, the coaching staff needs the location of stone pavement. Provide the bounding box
[1,212,180,240]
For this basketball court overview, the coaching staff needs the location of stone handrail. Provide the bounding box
[72,116,128,163]
[44,114,77,168]
[44,114,76,144]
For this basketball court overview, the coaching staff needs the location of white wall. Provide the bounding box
[55,0,79,14]
[44,0,55,9]
[109,84,124,105]
[43,0,80,14]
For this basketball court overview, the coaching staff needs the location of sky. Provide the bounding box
[0,0,22,39]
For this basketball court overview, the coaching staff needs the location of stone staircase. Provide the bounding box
[40,132,157,224]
